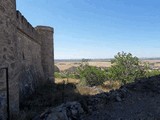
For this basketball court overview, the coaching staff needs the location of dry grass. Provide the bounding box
[88,61,111,68]
[55,62,80,71]
[142,60,160,63]
[55,78,103,95]
[55,78,121,95]
[76,86,101,95]
[101,80,121,92]
[55,78,80,84]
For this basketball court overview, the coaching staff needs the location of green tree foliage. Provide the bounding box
[78,64,107,86]
[54,72,68,78]
[145,70,160,77]
[108,52,145,85]
[81,58,90,63]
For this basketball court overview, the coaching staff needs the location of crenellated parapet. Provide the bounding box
[16,11,41,45]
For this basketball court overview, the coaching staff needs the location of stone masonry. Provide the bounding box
[0,0,54,119]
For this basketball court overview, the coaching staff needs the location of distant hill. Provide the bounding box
[55,58,112,63]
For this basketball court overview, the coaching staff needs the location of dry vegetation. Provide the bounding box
[142,60,160,67]
[55,78,80,84]
[55,78,120,97]
[143,59,160,63]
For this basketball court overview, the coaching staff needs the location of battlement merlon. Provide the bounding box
[16,10,41,44]
[35,26,54,33]
[35,26,54,83]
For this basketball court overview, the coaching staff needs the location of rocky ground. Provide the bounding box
[34,75,160,120]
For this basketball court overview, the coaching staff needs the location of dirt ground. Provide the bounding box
[84,75,160,120]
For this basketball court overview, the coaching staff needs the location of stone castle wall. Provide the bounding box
[16,11,45,102]
[0,0,19,119]
[0,0,54,119]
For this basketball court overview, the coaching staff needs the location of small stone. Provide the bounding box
[116,96,122,102]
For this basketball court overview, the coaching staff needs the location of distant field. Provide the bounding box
[143,60,160,66]
[143,60,160,63]
[55,61,111,71]
[55,59,160,71]
[55,62,81,71]
[142,60,160,67]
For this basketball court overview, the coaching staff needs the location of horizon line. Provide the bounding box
[55,57,160,60]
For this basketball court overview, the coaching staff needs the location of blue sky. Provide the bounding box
[16,0,160,59]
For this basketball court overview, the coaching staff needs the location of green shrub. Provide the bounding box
[54,72,61,78]
[54,72,80,79]
[78,64,107,86]
[67,73,79,79]
[65,66,78,74]
[107,52,146,85]
[145,70,160,77]
[54,72,67,78]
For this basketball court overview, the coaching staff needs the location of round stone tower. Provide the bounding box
[35,26,54,82]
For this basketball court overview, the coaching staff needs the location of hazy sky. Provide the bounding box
[16,0,160,59]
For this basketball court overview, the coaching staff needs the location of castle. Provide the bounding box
[0,0,54,119]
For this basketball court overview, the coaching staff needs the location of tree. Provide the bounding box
[108,52,145,85]
[81,58,90,63]
[78,64,107,86]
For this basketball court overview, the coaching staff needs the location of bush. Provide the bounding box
[65,66,78,74]
[145,70,160,77]
[78,64,107,86]
[68,74,79,79]
[54,72,79,79]
[54,72,67,78]
[108,52,146,85]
